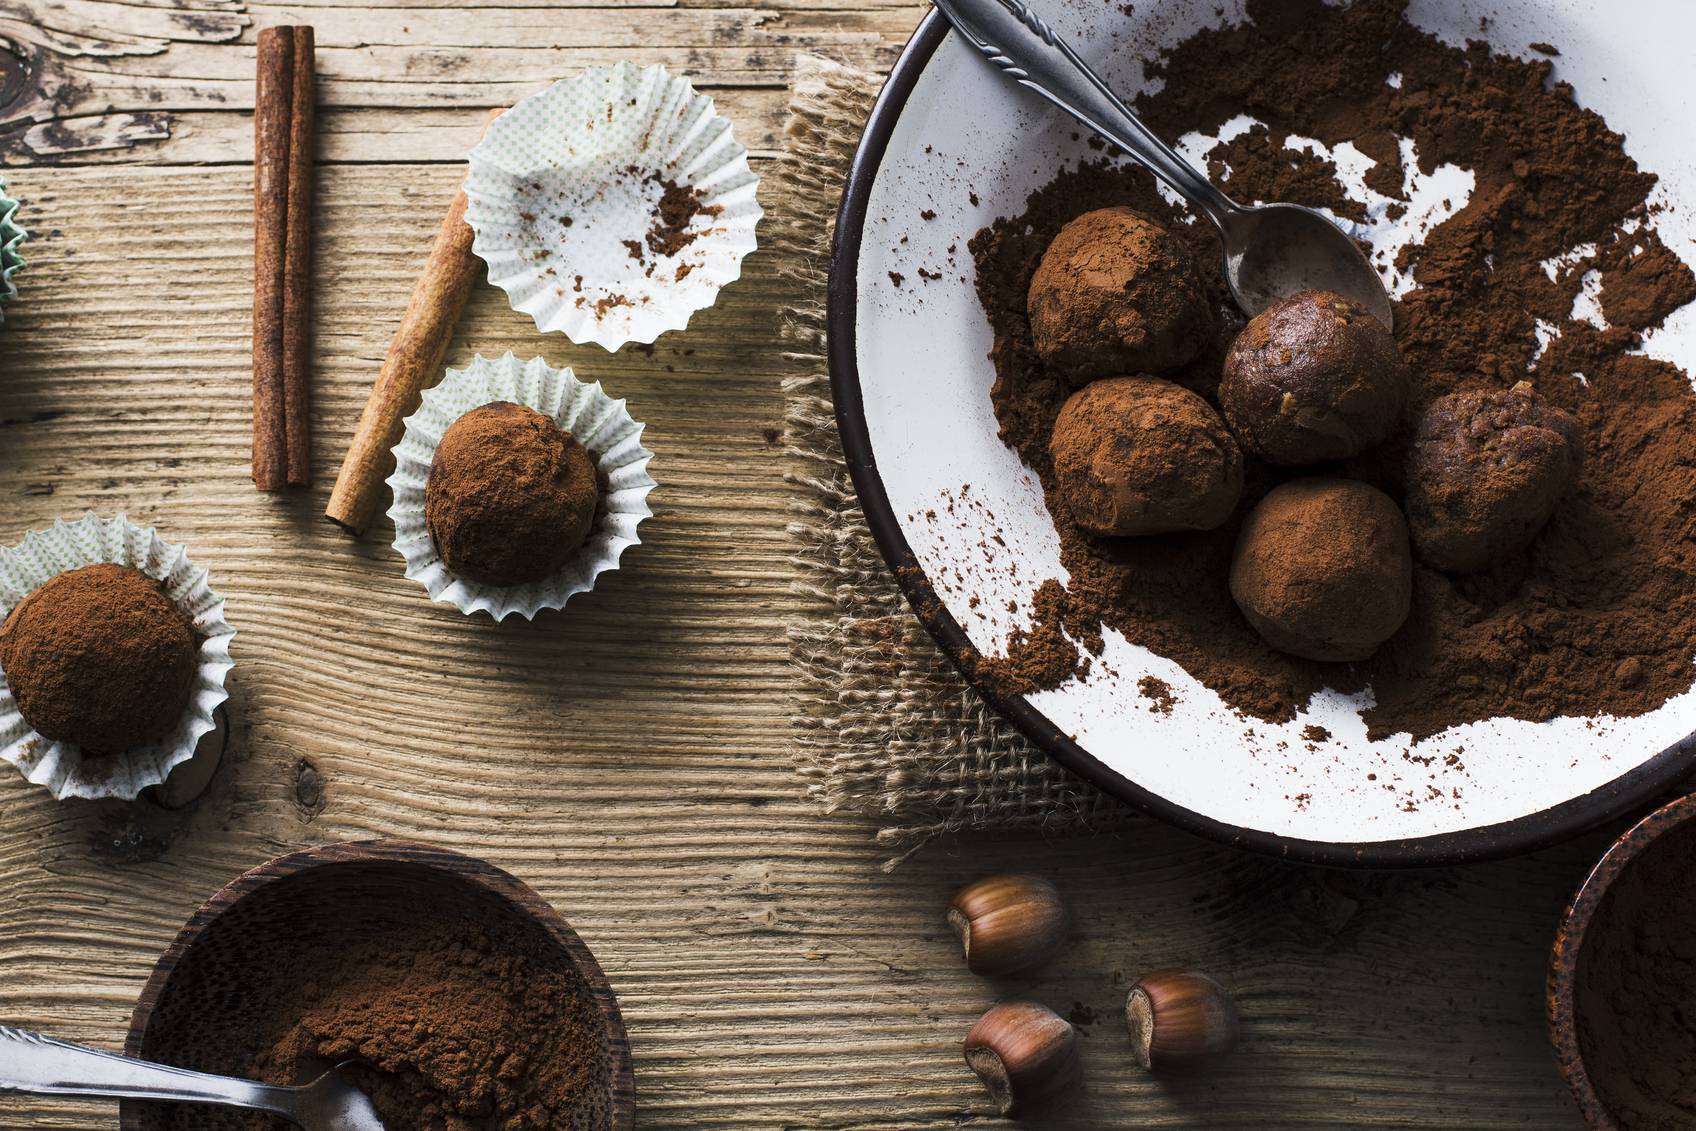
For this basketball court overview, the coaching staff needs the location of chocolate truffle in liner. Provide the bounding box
[1229,479,1412,662]
[1027,207,1215,384]
[425,402,599,587]
[1219,290,1410,466]
[0,563,197,755]
[1050,376,1243,537]
[1405,384,1583,574]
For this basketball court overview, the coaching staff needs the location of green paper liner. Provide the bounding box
[0,175,26,321]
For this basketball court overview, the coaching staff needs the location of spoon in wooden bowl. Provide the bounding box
[930,0,1394,326]
[0,1026,385,1131]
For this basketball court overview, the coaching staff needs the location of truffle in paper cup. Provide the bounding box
[0,515,236,801]
[0,174,26,322]
[387,353,657,620]
[464,62,762,351]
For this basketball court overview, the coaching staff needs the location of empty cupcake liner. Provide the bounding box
[387,352,657,620]
[0,175,26,322]
[0,514,236,801]
[464,62,762,351]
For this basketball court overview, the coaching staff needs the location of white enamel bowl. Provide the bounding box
[828,0,1696,865]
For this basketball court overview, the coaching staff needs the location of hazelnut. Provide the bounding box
[1125,969,1240,1071]
[947,874,1069,976]
[963,1000,1081,1116]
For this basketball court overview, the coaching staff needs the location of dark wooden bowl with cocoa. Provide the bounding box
[119,838,634,1130]
[1548,792,1696,1130]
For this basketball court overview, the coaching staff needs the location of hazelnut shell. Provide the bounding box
[947,874,1069,977]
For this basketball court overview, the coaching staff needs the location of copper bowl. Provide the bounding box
[1548,791,1696,1129]
[118,839,635,1130]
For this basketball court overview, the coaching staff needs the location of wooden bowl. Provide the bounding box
[1547,792,1696,1129]
[119,839,634,1130]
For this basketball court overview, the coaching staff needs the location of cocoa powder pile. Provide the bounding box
[971,0,1696,739]
[139,870,614,1131]
[1577,824,1696,1129]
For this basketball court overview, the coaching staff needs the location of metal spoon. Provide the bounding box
[930,0,1394,326]
[0,1026,385,1131]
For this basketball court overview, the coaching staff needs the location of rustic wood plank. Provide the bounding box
[0,34,1604,1131]
[0,0,917,165]
[5,99,799,166]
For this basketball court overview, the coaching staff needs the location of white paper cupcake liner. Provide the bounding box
[0,514,236,801]
[464,62,762,351]
[0,174,26,322]
[387,353,657,620]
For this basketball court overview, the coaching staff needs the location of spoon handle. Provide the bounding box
[0,1026,298,1119]
[929,0,1240,230]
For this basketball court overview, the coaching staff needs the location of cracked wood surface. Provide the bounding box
[0,2,1613,1126]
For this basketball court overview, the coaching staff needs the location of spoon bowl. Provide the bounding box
[931,0,1395,325]
[295,1066,386,1131]
[1222,203,1393,326]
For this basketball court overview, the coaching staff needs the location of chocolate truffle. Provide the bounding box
[1027,207,1215,384]
[1404,383,1583,574]
[0,564,197,755]
[1229,479,1412,662]
[425,402,599,587]
[1050,376,1243,536]
[1219,290,1410,466]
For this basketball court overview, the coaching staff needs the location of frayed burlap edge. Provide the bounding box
[776,56,1131,869]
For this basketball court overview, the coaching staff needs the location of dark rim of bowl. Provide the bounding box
[824,8,1696,868]
[118,838,635,1130]
[1547,791,1696,1129]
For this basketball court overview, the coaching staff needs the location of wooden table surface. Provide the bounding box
[0,2,1630,1126]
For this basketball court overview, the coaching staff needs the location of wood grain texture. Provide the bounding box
[0,0,912,164]
[0,8,1622,1127]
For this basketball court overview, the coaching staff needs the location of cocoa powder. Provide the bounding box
[138,869,614,1131]
[971,0,1696,739]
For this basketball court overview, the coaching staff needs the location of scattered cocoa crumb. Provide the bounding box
[1138,675,1176,714]
[647,176,722,258]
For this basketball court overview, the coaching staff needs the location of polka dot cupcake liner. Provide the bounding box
[0,175,26,323]
[464,62,762,351]
[0,515,236,801]
[386,353,657,621]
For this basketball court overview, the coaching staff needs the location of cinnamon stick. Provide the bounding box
[252,27,293,491]
[324,107,504,534]
[282,25,316,487]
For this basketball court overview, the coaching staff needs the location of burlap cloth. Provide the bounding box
[777,56,1133,865]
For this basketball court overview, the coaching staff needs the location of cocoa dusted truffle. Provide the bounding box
[1219,290,1410,466]
[1229,479,1412,662]
[1050,376,1243,537]
[1404,383,1583,574]
[0,564,197,755]
[425,402,599,587]
[1027,207,1215,384]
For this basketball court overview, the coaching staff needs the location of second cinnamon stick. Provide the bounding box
[324,107,503,534]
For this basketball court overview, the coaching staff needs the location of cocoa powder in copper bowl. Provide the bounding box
[119,840,634,1131]
[1549,794,1696,1130]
